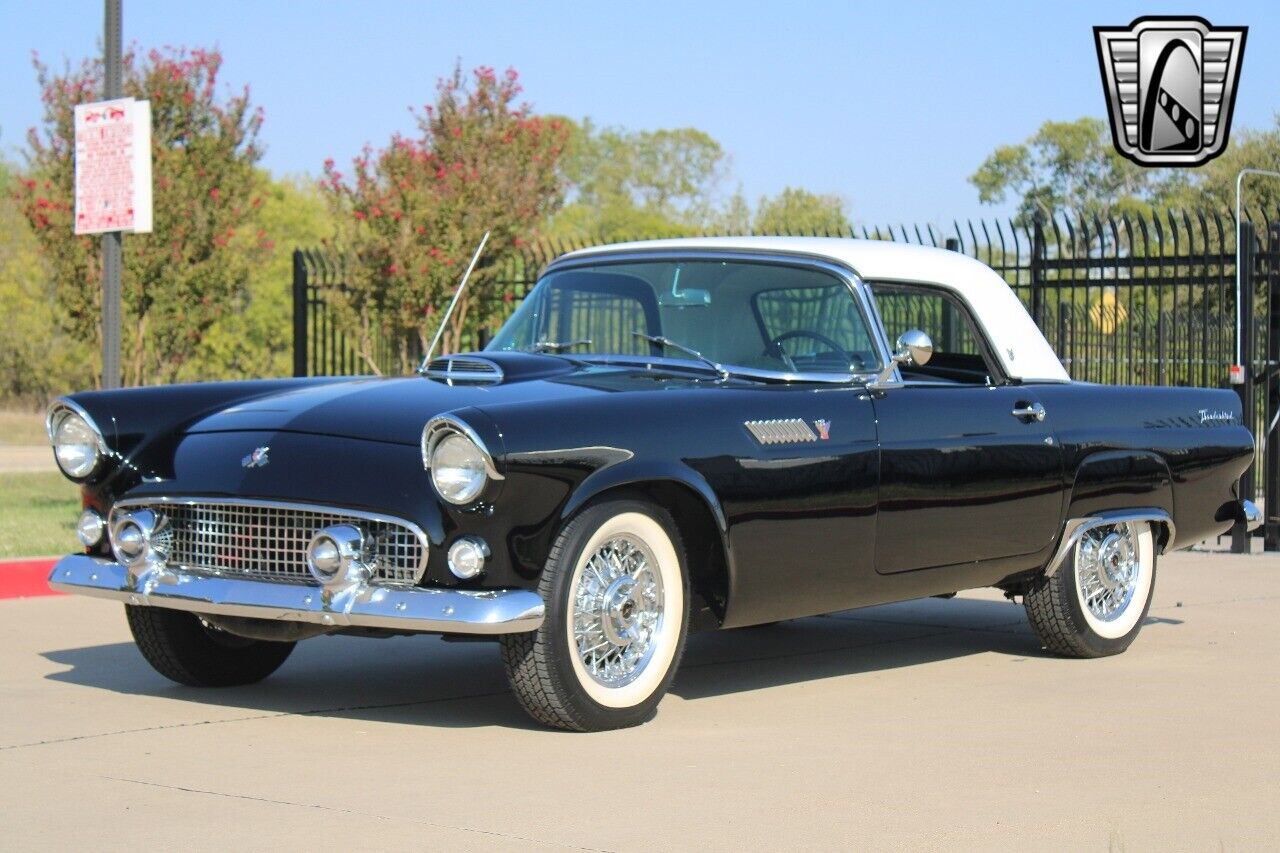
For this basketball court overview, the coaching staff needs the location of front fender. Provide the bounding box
[561,457,728,535]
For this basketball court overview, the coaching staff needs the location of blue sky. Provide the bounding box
[1,1,1276,228]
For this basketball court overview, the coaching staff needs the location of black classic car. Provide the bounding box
[47,237,1259,731]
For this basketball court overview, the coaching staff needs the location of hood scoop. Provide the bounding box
[424,356,505,386]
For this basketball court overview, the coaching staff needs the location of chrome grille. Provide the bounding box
[111,499,427,585]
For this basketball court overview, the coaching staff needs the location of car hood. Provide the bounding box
[185,354,610,445]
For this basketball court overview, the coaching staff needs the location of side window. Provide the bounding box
[870,282,996,383]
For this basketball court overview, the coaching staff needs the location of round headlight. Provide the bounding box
[48,406,104,480]
[430,432,489,504]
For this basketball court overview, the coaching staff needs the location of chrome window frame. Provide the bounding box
[110,496,431,585]
[522,249,895,385]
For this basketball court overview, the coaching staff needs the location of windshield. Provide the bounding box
[486,259,881,377]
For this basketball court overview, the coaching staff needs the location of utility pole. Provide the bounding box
[101,0,123,389]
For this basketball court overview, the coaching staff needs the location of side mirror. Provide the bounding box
[895,329,933,367]
[875,329,933,384]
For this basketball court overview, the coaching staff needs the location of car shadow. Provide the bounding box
[39,597,1180,730]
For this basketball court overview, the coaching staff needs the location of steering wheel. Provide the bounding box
[769,330,859,371]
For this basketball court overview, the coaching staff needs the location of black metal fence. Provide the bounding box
[293,208,1280,547]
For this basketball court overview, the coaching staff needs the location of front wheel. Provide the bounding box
[500,499,690,731]
[125,605,296,687]
[1025,520,1156,658]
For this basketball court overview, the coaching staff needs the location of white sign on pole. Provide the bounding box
[73,97,152,235]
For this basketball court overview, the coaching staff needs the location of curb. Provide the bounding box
[0,558,61,600]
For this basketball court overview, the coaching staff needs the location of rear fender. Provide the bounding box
[1066,450,1174,522]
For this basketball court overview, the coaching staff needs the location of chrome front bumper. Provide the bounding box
[48,555,544,635]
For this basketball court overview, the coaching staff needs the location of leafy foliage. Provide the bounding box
[177,175,334,381]
[15,47,267,387]
[550,120,727,240]
[753,187,850,234]
[1153,117,1280,216]
[970,117,1157,222]
[321,66,566,371]
[1,158,91,403]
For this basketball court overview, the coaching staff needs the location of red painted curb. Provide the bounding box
[0,559,62,599]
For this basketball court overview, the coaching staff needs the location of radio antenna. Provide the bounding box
[418,230,491,373]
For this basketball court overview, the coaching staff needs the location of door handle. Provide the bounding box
[1012,401,1046,422]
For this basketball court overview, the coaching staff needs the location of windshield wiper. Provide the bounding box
[630,331,729,381]
[524,339,592,354]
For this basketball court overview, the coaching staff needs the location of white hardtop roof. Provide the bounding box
[560,236,1071,383]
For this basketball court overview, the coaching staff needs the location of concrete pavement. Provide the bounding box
[2,550,1277,850]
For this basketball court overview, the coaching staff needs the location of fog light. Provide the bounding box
[114,522,144,558]
[306,524,367,584]
[448,536,490,580]
[308,537,341,578]
[76,509,106,547]
[109,510,170,568]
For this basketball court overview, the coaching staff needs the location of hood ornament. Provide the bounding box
[241,446,270,468]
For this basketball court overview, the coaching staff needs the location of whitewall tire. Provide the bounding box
[1025,521,1157,658]
[500,499,690,731]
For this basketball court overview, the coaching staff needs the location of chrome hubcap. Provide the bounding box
[1076,523,1139,621]
[572,535,664,687]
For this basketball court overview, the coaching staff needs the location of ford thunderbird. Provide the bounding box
[46,237,1259,730]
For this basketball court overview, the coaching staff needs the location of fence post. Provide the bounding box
[1232,225,1258,553]
[1030,212,1046,328]
[292,250,308,378]
[1267,223,1280,551]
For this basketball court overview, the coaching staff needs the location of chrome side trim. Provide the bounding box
[111,496,431,585]
[48,554,545,635]
[1043,509,1177,578]
[744,419,818,445]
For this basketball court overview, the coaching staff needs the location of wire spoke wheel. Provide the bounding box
[500,501,689,731]
[1025,518,1156,658]
[572,535,665,688]
[1074,522,1140,622]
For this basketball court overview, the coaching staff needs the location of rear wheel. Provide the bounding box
[125,605,296,687]
[1025,521,1156,658]
[500,499,689,731]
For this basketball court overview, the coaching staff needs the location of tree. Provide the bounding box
[1,157,90,403]
[551,120,727,239]
[1152,116,1280,215]
[16,47,267,387]
[753,187,850,234]
[177,174,335,381]
[322,66,567,371]
[969,117,1157,221]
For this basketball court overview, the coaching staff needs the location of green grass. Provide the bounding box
[0,409,48,446]
[0,471,80,558]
